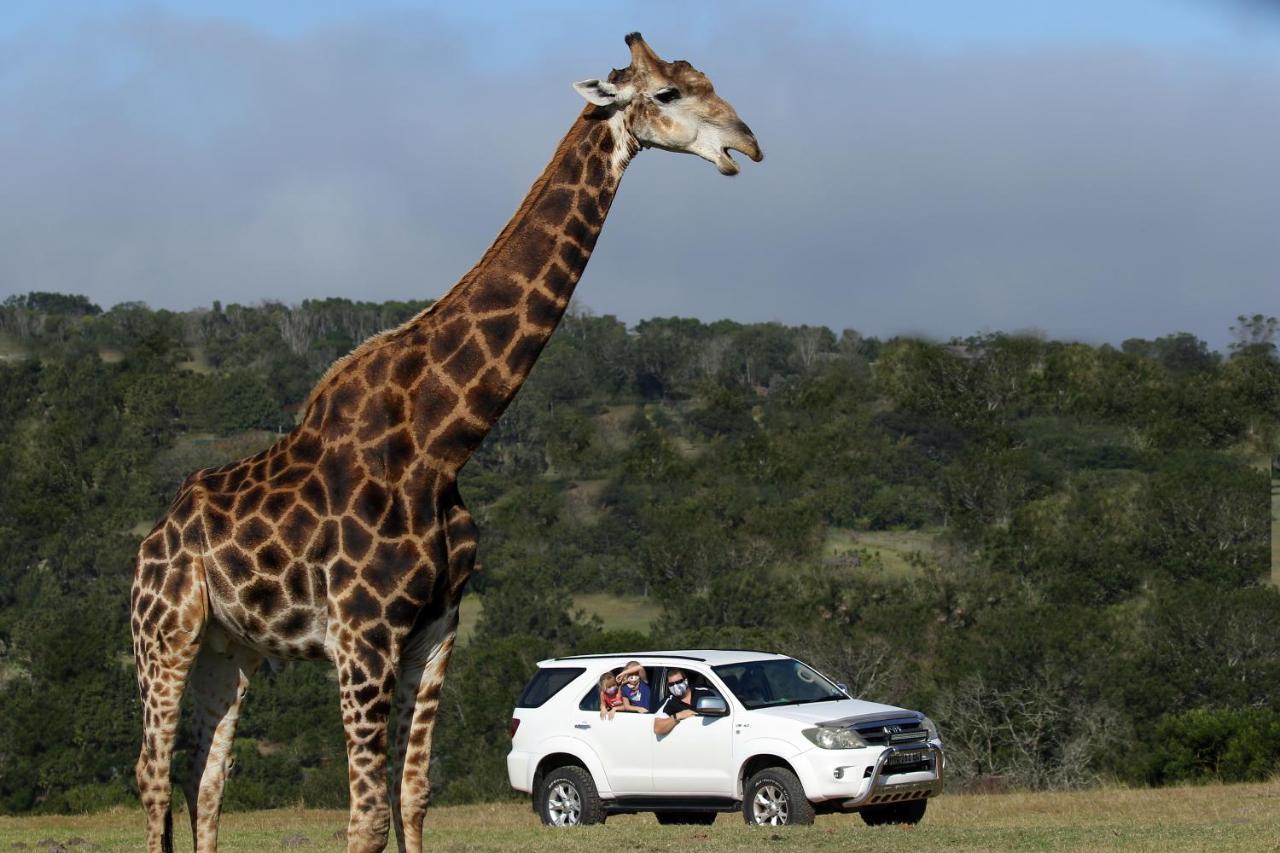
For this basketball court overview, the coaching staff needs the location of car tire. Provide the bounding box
[859,798,927,826]
[742,767,815,826]
[537,765,605,827]
[655,810,718,825]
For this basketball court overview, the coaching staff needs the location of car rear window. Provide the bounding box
[516,667,585,708]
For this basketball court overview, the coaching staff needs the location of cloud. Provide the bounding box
[0,7,1276,349]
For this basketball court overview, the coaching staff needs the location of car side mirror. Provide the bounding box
[836,682,850,696]
[695,695,728,716]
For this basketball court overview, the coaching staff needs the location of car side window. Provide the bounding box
[650,667,669,709]
[579,687,599,712]
[655,668,719,705]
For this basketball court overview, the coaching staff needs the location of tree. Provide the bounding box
[1229,313,1278,358]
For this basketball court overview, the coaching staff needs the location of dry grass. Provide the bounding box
[592,404,641,451]
[562,479,609,524]
[3,781,1278,851]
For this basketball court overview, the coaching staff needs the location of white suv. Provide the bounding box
[507,650,944,827]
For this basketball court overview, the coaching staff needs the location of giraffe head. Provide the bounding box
[574,32,763,176]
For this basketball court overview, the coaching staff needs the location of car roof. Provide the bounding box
[538,649,792,668]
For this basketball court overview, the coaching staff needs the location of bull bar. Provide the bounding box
[841,742,945,810]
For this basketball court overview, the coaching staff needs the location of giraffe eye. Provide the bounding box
[654,88,681,104]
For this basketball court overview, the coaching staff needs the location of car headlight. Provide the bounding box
[921,715,941,742]
[802,726,867,750]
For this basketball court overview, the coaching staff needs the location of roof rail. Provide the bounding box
[550,653,711,660]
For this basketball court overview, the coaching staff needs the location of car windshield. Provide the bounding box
[712,659,846,710]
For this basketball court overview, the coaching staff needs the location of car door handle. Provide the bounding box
[574,723,591,730]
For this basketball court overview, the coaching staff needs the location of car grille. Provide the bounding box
[853,718,928,747]
[863,752,934,777]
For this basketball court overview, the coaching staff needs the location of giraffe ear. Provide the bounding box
[574,79,626,107]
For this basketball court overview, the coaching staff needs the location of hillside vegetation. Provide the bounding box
[0,293,1276,814]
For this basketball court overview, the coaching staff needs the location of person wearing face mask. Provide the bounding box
[617,661,651,713]
[599,672,625,720]
[653,669,711,736]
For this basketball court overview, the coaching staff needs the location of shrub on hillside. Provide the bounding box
[1146,708,1280,784]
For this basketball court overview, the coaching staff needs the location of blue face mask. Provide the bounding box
[669,680,689,697]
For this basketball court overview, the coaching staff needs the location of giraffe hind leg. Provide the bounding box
[131,536,208,853]
[391,606,459,853]
[183,625,261,853]
[393,494,474,852]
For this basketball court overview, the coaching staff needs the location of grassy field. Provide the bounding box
[823,527,940,579]
[457,593,661,644]
[3,781,1277,851]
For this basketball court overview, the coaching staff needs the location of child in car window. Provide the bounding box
[599,672,625,720]
[617,661,651,713]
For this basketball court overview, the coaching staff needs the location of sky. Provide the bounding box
[1,1,1278,350]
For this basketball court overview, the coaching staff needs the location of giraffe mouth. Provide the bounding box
[718,139,763,176]
[717,148,741,176]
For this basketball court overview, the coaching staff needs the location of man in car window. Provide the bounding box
[653,669,711,736]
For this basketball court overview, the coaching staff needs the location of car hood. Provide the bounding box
[745,698,916,726]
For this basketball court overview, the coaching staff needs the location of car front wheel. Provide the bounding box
[537,766,605,827]
[742,767,815,826]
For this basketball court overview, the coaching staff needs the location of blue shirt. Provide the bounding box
[622,680,651,710]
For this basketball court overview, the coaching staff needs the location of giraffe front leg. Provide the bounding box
[391,607,459,853]
[337,639,398,853]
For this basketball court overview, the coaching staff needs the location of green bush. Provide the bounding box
[47,780,135,814]
[1146,708,1280,784]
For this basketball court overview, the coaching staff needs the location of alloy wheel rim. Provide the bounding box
[547,781,582,826]
[752,782,789,825]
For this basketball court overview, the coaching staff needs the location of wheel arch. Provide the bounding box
[532,744,610,799]
[738,752,799,800]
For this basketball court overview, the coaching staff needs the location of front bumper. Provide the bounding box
[796,741,944,807]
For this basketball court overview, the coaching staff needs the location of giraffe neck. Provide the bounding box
[400,106,638,471]
[429,105,635,337]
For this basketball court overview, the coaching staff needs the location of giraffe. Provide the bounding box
[130,32,760,853]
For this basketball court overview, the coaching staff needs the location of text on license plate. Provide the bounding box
[887,750,930,766]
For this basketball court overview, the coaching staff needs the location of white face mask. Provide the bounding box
[669,680,689,697]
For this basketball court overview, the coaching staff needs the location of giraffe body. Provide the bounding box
[130,33,760,852]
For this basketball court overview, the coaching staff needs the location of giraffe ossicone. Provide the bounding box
[130,32,760,853]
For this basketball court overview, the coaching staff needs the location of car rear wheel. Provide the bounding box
[742,767,815,826]
[859,798,927,826]
[537,766,605,827]
[655,810,718,825]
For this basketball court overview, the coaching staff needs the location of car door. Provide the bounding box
[572,688,653,794]
[650,668,736,796]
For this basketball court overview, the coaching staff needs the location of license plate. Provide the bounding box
[887,750,929,766]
